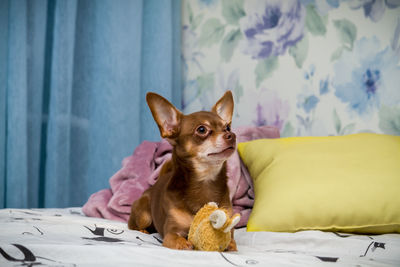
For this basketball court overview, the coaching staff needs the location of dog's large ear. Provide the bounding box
[211,91,234,123]
[146,92,182,139]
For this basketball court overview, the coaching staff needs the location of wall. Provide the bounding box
[181,0,400,137]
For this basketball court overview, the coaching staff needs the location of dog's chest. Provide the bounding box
[185,183,226,212]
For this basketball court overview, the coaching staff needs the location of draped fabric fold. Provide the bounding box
[0,0,181,208]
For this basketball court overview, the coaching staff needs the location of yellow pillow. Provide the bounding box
[238,133,400,234]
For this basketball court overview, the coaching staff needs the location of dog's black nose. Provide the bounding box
[224,132,232,140]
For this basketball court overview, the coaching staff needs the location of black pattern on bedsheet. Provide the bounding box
[0,244,76,267]
[332,232,387,258]
[315,256,338,262]
[361,241,386,257]
[82,224,126,243]
[22,226,44,236]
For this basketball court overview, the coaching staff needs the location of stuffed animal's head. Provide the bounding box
[188,202,240,251]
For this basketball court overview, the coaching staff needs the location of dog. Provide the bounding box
[128,91,237,251]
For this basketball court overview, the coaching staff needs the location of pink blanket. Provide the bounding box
[82,126,279,228]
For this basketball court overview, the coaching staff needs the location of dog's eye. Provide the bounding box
[226,125,231,132]
[196,125,207,135]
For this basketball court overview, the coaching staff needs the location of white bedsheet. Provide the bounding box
[1,208,399,266]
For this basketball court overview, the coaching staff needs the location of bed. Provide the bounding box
[1,207,399,266]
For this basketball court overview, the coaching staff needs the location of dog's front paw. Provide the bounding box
[174,238,194,250]
[163,234,194,250]
[225,239,237,252]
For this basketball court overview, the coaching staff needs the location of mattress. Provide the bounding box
[1,208,399,266]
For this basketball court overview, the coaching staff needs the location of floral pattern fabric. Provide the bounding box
[182,0,400,137]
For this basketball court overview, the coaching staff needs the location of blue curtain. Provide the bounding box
[0,0,182,208]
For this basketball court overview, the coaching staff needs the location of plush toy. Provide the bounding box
[188,202,241,251]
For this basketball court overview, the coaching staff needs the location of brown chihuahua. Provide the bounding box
[128,91,237,251]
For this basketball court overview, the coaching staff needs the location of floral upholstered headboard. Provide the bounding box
[181,0,400,137]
